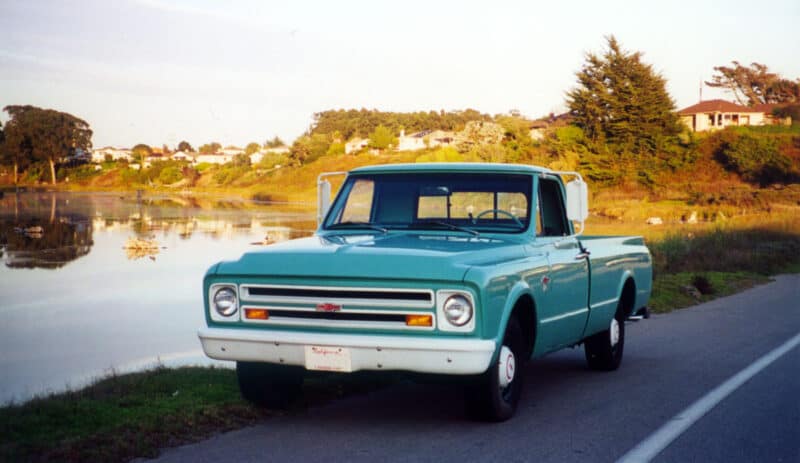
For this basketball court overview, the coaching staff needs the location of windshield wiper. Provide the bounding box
[411,221,480,237]
[327,221,388,234]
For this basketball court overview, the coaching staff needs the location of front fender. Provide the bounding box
[486,280,534,363]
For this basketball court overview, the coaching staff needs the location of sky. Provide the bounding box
[1,0,798,149]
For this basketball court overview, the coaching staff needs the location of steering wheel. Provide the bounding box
[474,209,523,227]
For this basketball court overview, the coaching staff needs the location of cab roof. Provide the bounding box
[349,162,552,175]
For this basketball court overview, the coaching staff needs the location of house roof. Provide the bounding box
[678,99,761,115]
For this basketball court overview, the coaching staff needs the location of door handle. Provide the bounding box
[575,252,590,260]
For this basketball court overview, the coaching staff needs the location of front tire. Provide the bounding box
[584,301,625,371]
[236,361,304,408]
[465,317,526,422]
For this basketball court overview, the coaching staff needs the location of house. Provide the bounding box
[397,130,427,151]
[92,147,133,163]
[678,99,765,132]
[196,153,236,165]
[345,137,369,154]
[171,151,197,162]
[396,129,456,152]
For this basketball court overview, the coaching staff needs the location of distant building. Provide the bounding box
[196,153,236,165]
[345,137,369,154]
[396,129,456,152]
[678,99,765,132]
[92,147,132,163]
[171,151,197,162]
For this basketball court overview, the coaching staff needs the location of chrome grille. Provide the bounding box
[240,284,434,308]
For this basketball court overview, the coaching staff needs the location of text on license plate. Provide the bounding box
[304,345,352,372]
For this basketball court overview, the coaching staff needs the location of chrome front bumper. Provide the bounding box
[198,327,496,375]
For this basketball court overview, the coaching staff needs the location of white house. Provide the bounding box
[196,153,236,165]
[92,147,133,163]
[678,99,766,132]
[345,137,369,154]
[171,151,197,162]
[396,130,456,152]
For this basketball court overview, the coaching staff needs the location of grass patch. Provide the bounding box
[0,366,400,462]
[0,366,262,462]
[649,271,770,313]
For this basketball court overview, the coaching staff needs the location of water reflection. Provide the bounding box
[0,194,93,269]
[0,191,315,404]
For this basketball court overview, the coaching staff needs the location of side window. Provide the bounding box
[538,178,569,237]
[340,179,374,223]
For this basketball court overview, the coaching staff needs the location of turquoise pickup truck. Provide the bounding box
[199,163,652,421]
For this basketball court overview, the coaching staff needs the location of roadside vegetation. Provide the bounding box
[0,366,399,463]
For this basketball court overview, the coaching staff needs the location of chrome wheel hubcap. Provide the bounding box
[610,318,620,347]
[498,345,515,389]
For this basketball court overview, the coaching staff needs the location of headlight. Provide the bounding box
[443,294,473,326]
[213,287,238,317]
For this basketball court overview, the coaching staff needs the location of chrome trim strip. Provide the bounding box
[590,297,619,310]
[605,257,641,267]
[239,283,435,308]
[540,307,589,324]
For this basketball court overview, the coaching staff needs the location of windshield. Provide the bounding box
[324,172,532,234]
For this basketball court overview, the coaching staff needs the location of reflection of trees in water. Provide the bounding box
[0,215,93,269]
[0,192,316,269]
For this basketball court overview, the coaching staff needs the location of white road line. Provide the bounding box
[616,332,800,463]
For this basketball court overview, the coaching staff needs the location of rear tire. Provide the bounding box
[584,301,625,371]
[236,361,304,408]
[464,317,526,422]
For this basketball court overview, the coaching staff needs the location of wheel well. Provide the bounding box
[510,295,536,358]
[620,278,636,318]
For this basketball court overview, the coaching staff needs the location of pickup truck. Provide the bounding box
[199,163,652,421]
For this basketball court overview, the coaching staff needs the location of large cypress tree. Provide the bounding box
[566,36,681,154]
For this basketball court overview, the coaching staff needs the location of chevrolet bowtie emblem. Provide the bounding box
[316,303,342,312]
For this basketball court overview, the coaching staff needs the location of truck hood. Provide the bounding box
[214,232,526,282]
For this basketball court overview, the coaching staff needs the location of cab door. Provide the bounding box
[533,176,590,350]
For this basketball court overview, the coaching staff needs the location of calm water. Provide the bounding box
[0,191,315,404]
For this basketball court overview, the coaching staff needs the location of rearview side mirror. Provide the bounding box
[317,179,331,225]
[317,171,347,226]
[565,178,589,223]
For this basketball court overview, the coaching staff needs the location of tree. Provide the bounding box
[177,140,193,152]
[2,105,93,184]
[245,142,261,155]
[289,133,331,165]
[198,142,222,154]
[706,61,800,106]
[566,36,681,154]
[264,136,285,148]
[368,125,397,150]
[131,144,152,170]
[232,153,251,167]
[454,121,505,153]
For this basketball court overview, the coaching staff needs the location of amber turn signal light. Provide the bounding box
[405,314,433,327]
[245,308,269,320]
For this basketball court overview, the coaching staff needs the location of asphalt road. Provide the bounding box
[149,275,800,463]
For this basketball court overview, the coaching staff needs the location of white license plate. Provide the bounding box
[304,345,352,372]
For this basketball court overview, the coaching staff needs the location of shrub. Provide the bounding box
[158,166,183,184]
[714,131,795,185]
